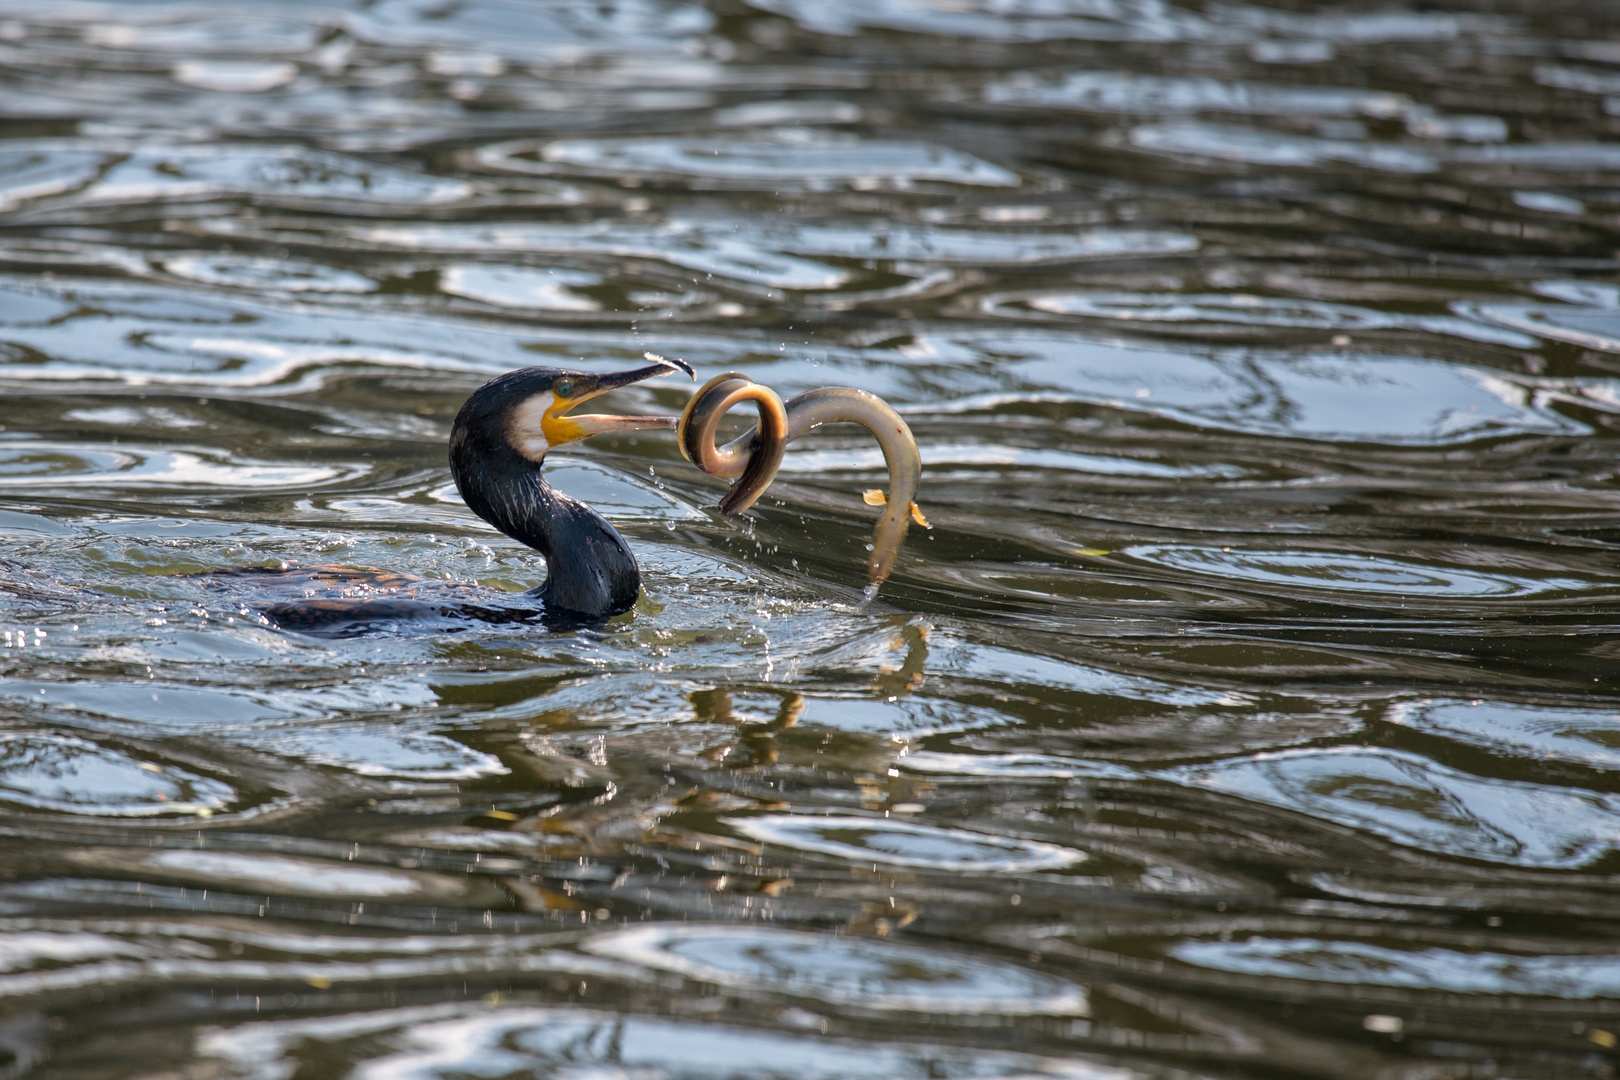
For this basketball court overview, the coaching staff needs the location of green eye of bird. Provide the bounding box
[554,379,574,398]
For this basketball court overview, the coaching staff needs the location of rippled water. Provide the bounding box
[0,1,1618,1077]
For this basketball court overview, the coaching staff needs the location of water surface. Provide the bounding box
[1,2,1619,1077]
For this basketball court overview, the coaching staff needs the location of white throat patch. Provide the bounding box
[508,391,556,462]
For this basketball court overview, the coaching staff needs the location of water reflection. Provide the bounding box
[990,290,1533,347]
[983,72,1405,117]
[1387,699,1620,770]
[504,132,1022,188]
[199,1006,1134,1080]
[3,141,472,209]
[0,733,233,817]
[1171,937,1620,998]
[161,254,378,294]
[586,924,1089,1014]
[1163,746,1620,868]
[1124,545,1593,599]
[727,812,1086,872]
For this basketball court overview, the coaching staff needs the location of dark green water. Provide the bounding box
[1,1,1619,1077]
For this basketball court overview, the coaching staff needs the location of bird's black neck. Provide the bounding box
[450,442,641,618]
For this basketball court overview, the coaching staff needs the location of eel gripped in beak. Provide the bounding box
[677,371,925,590]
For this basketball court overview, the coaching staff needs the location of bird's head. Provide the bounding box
[453,353,696,466]
[447,354,695,617]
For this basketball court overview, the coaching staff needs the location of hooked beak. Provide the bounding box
[542,353,696,446]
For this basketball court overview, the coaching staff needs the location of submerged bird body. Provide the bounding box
[199,564,544,634]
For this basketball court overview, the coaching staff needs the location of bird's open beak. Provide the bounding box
[542,354,696,445]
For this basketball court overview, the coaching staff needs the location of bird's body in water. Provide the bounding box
[195,356,696,635]
[196,564,548,635]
